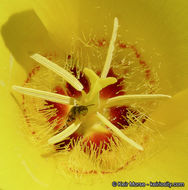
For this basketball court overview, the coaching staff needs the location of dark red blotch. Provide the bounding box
[55,132,82,151]
[44,86,68,130]
[66,67,90,98]
[83,132,113,156]
[110,106,146,129]
[109,106,129,129]
[99,68,125,99]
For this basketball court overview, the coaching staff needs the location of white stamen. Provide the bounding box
[48,122,81,144]
[106,94,172,107]
[31,53,83,91]
[101,17,119,78]
[96,112,143,151]
[12,85,75,105]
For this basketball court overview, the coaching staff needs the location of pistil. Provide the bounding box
[82,68,117,104]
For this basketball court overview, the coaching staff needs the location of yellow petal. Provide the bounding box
[1,1,59,73]
[32,0,79,50]
[33,0,188,93]
[151,89,188,131]
[1,0,188,189]
[118,120,188,183]
[126,89,188,181]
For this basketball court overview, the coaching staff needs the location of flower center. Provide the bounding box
[12,17,172,175]
[80,68,117,106]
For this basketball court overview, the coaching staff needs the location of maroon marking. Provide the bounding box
[54,86,65,95]
[44,86,69,130]
[66,67,90,98]
[69,168,97,174]
[118,41,127,49]
[139,60,147,67]
[118,43,154,82]
[99,68,125,99]
[90,39,153,82]
[24,66,40,84]
[110,106,147,129]
[145,69,151,79]
[130,45,154,80]
[109,106,129,129]
[89,38,107,47]
[130,45,140,58]
[67,55,71,59]
[23,66,41,127]
[66,83,81,98]
[97,39,106,47]
[55,132,82,151]
[139,60,152,79]
[83,132,113,155]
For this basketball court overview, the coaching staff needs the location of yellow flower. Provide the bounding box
[0,0,188,190]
